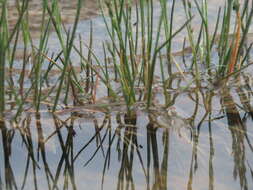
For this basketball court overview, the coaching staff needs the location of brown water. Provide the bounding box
[7,0,99,35]
[1,0,253,190]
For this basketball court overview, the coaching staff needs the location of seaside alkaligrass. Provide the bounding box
[1,0,253,121]
[180,0,253,87]
[0,0,29,119]
[98,0,190,110]
[1,2,253,190]
[0,0,8,119]
[45,0,84,112]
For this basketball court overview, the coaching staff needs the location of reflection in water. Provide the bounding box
[222,87,249,190]
[1,121,17,190]
[1,82,253,190]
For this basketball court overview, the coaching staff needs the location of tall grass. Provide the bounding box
[98,0,190,109]
[180,0,253,89]
[0,0,253,120]
[0,0,28,118]
[0,0,8,119]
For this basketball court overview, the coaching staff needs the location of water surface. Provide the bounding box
[1,0,253,190]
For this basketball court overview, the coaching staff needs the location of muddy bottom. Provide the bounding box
[7,0,100,38]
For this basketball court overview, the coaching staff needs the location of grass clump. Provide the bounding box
[0,0,253,121]
[98,0,190,109]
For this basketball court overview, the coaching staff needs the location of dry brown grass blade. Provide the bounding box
[228,11,241,74]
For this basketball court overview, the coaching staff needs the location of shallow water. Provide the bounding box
[1,83,253,190]
[1,0,253,190]
[7,0,99,34]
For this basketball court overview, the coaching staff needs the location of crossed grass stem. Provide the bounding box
[0,0,253,121]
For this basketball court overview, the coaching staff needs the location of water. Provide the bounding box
[1,89,253,189]
[1,0,253,190]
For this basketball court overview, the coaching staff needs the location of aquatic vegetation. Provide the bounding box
[0,0,252,117]
[0,0,253,189]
